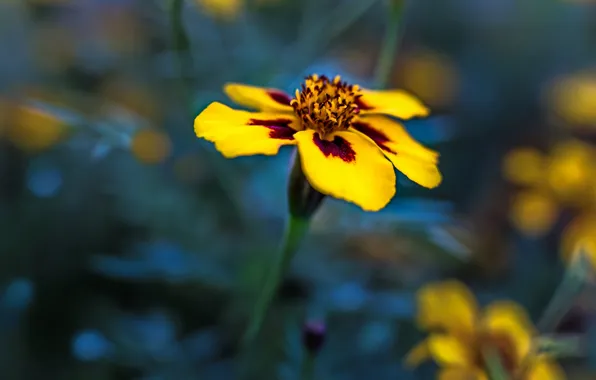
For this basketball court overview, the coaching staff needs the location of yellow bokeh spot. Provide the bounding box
[99,79,160,122]
[6,104,69,152]
[400,50,459,107]
[510,190,558,237]
[547,73,596,126]
[502,147,545,186]
[195,0,243,21]
[546,140,596,202]
[130,128,172,164]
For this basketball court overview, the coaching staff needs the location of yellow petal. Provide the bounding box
[438,368,488,380]
[358,89,430,120]
[525,359,566,380]
[428,334,473,366]
[293,129,396,212]
[194,102,299,158]
[351,115,439,162]
[404,340,431,368]
[481,301,534,365]
[416,280,479,336]
[348,116,441,188]
[224,83,294,112]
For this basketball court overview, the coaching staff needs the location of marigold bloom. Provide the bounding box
[405,280,565,380]
[194,75,442,211]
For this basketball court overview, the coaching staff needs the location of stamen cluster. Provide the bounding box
[291,75,362,136]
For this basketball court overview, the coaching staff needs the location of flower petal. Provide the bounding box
[525,359,566,380]
[351,115,441,188]
[224,83,294,112]
[480,301,534,365]
[438,368,488,380]
[428,334,474,366]
[293,129,396,211]
[194,102,299,158]
[357,89,430,120]
[404,340,432,368]
[416,280,479,336]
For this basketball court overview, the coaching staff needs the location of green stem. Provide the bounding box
[483,348,511,380]
[168,0,258,233]
[536,252,590,333]
[373,0,407,89]
[534,334,585,358]
[300,352,316,380]
[169,0,193,101]
[242,216,310,347]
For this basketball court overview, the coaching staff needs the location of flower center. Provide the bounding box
[290,75,362,136]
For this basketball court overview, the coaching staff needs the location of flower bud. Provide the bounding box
[302,320,326,355]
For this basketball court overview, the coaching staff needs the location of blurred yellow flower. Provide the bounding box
[546,140,596,203]
[502,147,545,186]
[194,74,442,211]
[195,0,243,21]
[546,72,596,126]
[510,190,559,237]
[503,140,596,237]
[130,128,172,164]
[405,280,566,380]
[400,50,459,107]
[561,215,596,271]
[5,104,69,153]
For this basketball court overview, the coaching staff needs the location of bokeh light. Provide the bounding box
[195,0,243,21]
[130,128,172,164]
[5,104,69,153]
[546,71,596,127]
[399,49,459,107]
[502,147,545,186]
[510,189,559,237]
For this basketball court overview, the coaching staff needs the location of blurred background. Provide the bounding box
[1,0,596,379]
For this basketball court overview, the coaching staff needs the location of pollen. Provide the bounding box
[291,75,362,136]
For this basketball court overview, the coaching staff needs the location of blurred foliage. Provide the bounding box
[0,0,596,379]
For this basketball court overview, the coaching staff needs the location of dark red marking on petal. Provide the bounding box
[354,96,373,111]
[313,133,356,163]
[267,90,292,106]
[351,122,395,154]
[249,118,296,140]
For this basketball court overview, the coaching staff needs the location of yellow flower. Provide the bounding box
[405,280,566,380]
[561,215,596,272]
[547,72,596,126]
[503,140,596,237]
[194,75,442,211]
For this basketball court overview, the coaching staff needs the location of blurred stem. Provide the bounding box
[168,0,253,230]
[536,253,589,333]
[300,352,316,380]
[242,216,310,347]
[170,0,193,100]
[534,334,585,359]
[483,348,510,380]
[288,0,378,70]
[373,0,406,89]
